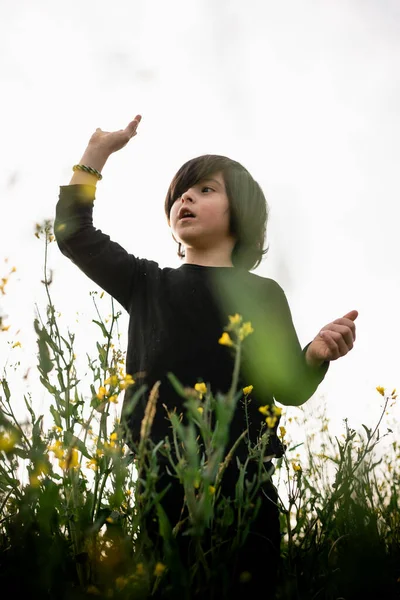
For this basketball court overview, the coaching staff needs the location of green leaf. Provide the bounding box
[50,405,62,428]
[64,430,91,459]
[24,394,36,422]
[39,375,57,396]
[1,378,11,402]
[92,319,110,339]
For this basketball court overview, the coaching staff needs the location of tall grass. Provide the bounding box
[0,220,398,599]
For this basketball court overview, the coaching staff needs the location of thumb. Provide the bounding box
[343,310,358,321]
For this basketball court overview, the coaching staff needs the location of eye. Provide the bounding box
[202,186,214,193]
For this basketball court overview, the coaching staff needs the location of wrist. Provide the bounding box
[305,347,324,369]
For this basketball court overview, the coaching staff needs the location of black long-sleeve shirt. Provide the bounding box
[54,184,330,464]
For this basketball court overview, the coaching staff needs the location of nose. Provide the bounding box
[181,191,193,203]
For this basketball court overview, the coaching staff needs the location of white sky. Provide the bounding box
[1,0,399,468]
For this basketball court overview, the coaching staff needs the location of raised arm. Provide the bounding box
[54,117,143,312]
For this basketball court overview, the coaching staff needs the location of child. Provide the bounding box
[54,115,330,598]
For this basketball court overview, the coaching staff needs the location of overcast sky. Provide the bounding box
[1,0,399,467]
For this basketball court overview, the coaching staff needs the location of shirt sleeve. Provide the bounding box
[54,184,140,312]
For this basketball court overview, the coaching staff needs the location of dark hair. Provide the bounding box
[164,154,270,271]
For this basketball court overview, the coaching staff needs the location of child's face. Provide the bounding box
[168,171,236,262]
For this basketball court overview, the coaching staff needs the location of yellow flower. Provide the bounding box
[97,386,107,400]
[292,462,302,472]
[154,562,166,577]
[195,382,207,395]
[279,426,286,438]
[108,395,118,404]
[0,430,18,452]
[273,406,282,417]
[86,458,98,471]
[96,448,104,458]
[52,425,63,433]
[119,374,135,390]
[106,517,114,524]
[197,406,204,414]
[209,485,216,495]
[115,576,128,590]
[266,416,277,429]
[228,313,242,325]
[126,489,132,496]
[193,478,200,489]
[104,375,119,387]
[219,332,234,347]
[258,405,270,416]
[136,563,144,576]
[376,386,385,396]
[48,439,64,459]
[1,325,10,332]
[243,385,253,396]
[238,321,254,341]
[69,448,79,469]
[110,432,118,441]
[12,341,21,348]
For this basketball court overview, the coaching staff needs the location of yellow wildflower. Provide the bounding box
[0,430,18,452]
[97,386,107,400]
[154,562,166,577]
[86,458,98,471]
[194,478,200,489]
[266,416,277,429]
[1,325,10,332]
[108,394,118,403]
[273,406,282,417]
[136,563,144,576]
[228,313,242,325]
[12,341,21,348]
[376,386,385,396]
[115,576,128,590]
[106,517,114,524]
[68,448,79,469]
[243,385,253,396]
[238,321,254,341]
[279,426,286,438]
[219,332,234,346]
[52,425,63,433]
[104,375,119,387]
[195,382,207,396]
[126,489,132,496]
[258,405,270,416]
[96,448,104,458]
[292,462,302,472]
[119,374,135,390]
[48,439,64,459]
[391,388,397,399]
[209,485,216,495]
[197,406,204,414]
[110,432,118,441]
